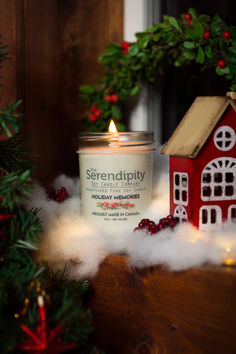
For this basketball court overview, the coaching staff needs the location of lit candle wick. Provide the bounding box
[108,120,119,146]
[108,120,118,134]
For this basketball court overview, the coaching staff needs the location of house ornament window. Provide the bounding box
[173,205,188,223]
[173,172,188,206]
[201,157,236,201]
[228,205,236,224]
[199,205,222,231]
[214,126,235,151]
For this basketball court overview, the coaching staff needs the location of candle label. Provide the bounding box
[79,153,153,233]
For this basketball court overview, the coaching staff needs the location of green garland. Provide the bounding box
[80,8,236,132]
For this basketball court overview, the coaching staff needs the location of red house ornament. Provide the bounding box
[161,92,236,231]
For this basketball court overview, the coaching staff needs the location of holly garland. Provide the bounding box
[80,8,236,132]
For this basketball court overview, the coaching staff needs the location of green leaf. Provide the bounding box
[216,66,230,75]
[205,45,212,59]
[230,83,236,91]
[174,57,185,67]
[183,51,195,60]
[183,41,196,49]
[139,36,150,49]
[196,46,205,64]
[229,46,236,54]
[192,21,204,39]
[111,105,121,119]
[169,16,182,32]
[128,43,139,56]
[211,22,222,36]
[153,32,161,42]
[79,85,94,94]
[116,123,125,131]
[188,8,198,19]
[130,86,140,96]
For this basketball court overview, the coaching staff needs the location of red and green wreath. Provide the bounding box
[79,8,236,132]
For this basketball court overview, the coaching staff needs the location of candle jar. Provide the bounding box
[77,132,155,234]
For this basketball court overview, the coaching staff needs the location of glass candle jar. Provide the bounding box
[77,131,155,234]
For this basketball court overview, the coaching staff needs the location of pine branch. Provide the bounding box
[0,170,32,211]
[0,134,34,173]
[0,100,22,137]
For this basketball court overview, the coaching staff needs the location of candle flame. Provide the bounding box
[108,120,118,133]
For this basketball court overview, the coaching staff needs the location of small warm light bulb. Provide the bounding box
[108,120,118,133]
[226,247,231,253]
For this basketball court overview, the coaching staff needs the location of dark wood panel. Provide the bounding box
[0,0,123,182]
[0,0,17,106]
[89,255,236,354]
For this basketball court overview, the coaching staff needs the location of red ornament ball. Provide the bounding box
[218,59,226,68]
[184,13,192,21]
[203,29,211,39]
[223,31,231,39]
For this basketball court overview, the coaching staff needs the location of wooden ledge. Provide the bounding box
[89,255,236,354]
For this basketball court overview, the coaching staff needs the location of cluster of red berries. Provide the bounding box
[183,13,231,70]
[46,186,70,203]
[88,105,102,123]
[121,41,131,55]
[134,215,179,235]
[184,12,193,28]
[104,93,119,103]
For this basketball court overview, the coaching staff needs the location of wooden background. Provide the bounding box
[0,0,123,183]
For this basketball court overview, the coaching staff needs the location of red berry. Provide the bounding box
[149,221,155,228]
[110,94,119,102]
[121,41,130,49]
[88,113,97,122]
[203,29,211,39]
[218,59,226,68]
[141,218,149,225]
[223,31,231,39]
[184,13,192,21]
[138,222,144,229]
[90,105,98,113]
[121,41,130,55]
[156,223,164,231]
[167,215,174,220]
[105,95,112,103]
[169,221,176,228]
[94,109,102,118]
[134,227,140,232]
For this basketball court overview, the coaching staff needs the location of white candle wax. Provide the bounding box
[77,131,155,234]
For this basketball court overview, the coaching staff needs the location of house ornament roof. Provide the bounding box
[161,95,236,158]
